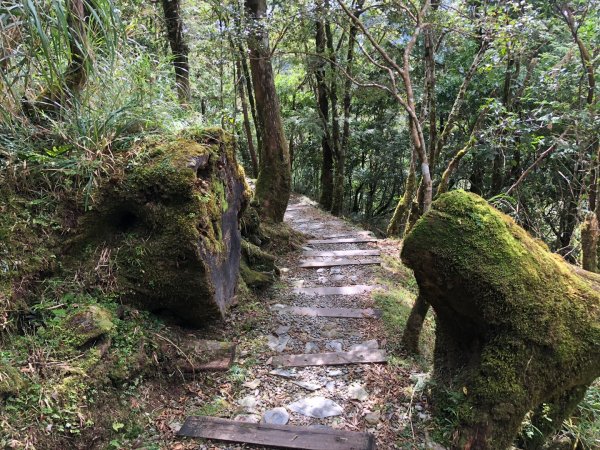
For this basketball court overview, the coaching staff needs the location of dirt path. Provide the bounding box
[169,196,433,449]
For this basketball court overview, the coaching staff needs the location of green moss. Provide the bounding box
[401,190,600,449]
[71,128,251,325]
[62,305,114,347]
[0,363,26,397]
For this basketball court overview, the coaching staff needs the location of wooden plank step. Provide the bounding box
[160,339,235,372]
[292,285,379,296]
[178,416,376,450]
[299,258,381,268]
[307,238,378,244]
[322,232,374,239]
[287,204,313,210]
[270,349,387,368]
[302,249,380,257]
[278,306,381,318]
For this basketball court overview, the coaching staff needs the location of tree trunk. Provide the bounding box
[315,3,333,210]
[32,0,89,113]
[387,151,417,237]
[325,13,341,215]
[245,0,291,222]
[238,43,263,159]
[64,0,88,95]
[235,59,259,178]
[161,0,190,104]
[401,294,429,354]
[581,213,598,272]
[332,0,364,216]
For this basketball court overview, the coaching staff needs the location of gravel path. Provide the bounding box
[171,196,428,450]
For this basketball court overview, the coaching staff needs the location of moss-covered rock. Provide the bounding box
[240,241,278,288]
[0,363,26,397]
[76,128,250,326]
[401,190,600,450]
[63,305,114,347]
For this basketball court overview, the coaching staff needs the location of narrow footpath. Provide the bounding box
[176,196,432,449]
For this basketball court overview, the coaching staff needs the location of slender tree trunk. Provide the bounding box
[315,3,333,210]
[245,0,291,222]
[332,0,364,216]
[387,150,417,237]
[238,44,263,159]
[437,138,475,197]
[424,20,437,168]
[64,0,88,95]
[401,294,429,354]
[235,59,259,177]
[581,213,598,272]
[325,11,341,214]
[32,0,89,114]
[161,0,190,104]
[558,5,598,270]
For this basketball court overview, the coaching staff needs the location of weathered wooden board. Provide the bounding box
[292,219,311,224]
[299,258,381,268]
[307,238,378,244]
[302,249,381,257]
[292,285,379,296]
[160,339,235,372]
[278,306,382,319]
[322,232,374,239]
[177,416,376,450]
[286,204,313,211]
[270,349,387,368]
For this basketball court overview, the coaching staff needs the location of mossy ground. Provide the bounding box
[0,127,266,449]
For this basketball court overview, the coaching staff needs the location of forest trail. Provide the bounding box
[177,196,421,449]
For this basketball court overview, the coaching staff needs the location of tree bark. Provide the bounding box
[325,10,342,215]
[387,150,417,237]
[235,59,259,177]
[581,213,599,272]
[332,0,364,216]
[31,0,89,114]
[245,0,291,222]
[64,0,88,95]
[161,0,190,104]
[315,2,334,210]
[401,294,429,354]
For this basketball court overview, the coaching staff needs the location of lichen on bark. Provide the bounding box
[401,190,600,450]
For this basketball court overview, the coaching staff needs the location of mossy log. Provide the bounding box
[401,190,600,450]
[79,129,250,326]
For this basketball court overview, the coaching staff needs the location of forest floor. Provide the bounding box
[151,195,440,450]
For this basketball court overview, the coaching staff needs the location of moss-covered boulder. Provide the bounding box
[78,128,251,326]
[0,363,26,397]
[401,190,600,450]
[63,305,114,347]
